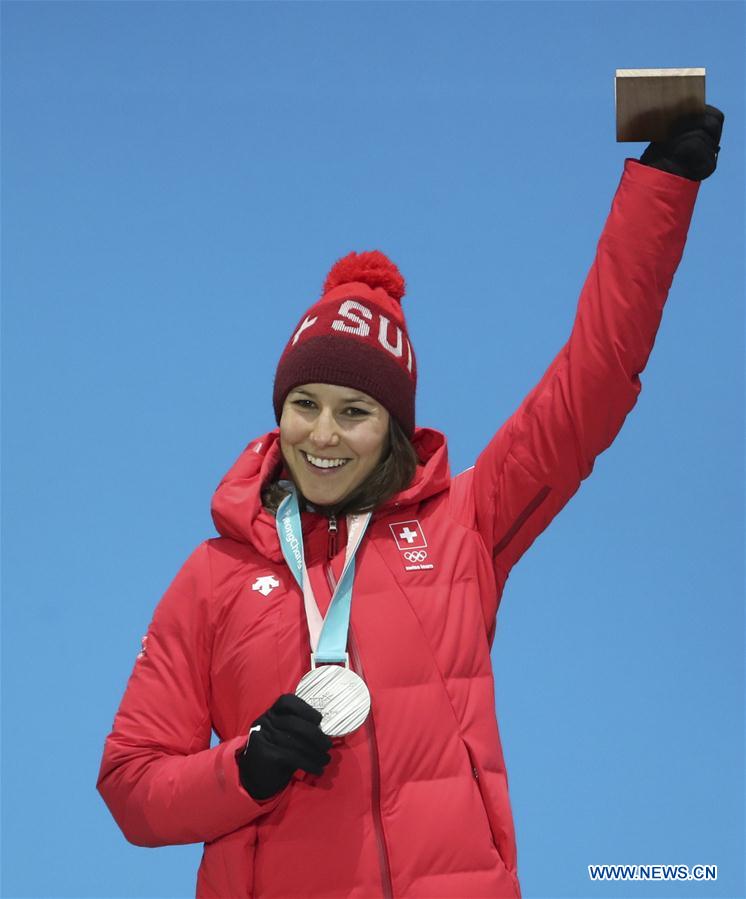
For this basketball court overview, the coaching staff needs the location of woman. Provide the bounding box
[97,107,724,898]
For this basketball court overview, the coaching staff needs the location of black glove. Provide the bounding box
[639,104,724,181]
[236,693,333,801]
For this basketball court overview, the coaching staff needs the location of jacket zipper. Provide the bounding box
[461,738,505,865]
[493,485,551,558]
[324,556,394,899]
[327,513,338,560]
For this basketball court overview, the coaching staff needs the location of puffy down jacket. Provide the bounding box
[96,160,699,898]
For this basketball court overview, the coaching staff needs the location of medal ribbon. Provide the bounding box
[276,484,371,664]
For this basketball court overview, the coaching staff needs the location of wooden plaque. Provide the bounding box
[615,68,706,142]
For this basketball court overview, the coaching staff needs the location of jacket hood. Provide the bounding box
[211,427,451,562]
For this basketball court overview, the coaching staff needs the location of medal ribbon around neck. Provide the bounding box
[276,483,371,663]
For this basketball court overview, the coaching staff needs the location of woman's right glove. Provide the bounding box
[236,693,333,801]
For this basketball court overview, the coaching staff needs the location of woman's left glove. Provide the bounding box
[639,104,724,181]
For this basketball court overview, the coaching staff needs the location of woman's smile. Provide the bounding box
[300,450,351,474]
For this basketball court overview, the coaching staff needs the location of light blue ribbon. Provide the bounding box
[276,485,370,663]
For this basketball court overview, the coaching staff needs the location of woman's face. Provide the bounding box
[280,383,390,508]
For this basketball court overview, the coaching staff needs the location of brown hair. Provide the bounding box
[261,416,418,518]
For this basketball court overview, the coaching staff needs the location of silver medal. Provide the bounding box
[295,653,370,737]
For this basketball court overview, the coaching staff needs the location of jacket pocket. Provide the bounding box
[460,738,507,870]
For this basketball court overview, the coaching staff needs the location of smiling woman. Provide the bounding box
[96,104,724,899]
[269,383,416,515]
[280,383,391,506]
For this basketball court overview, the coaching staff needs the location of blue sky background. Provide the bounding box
[2,2,744,897]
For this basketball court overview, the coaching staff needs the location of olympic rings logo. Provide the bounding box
[404,550,428,563]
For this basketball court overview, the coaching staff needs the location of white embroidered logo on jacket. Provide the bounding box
[252,575,280,596]
[389,520,434,571]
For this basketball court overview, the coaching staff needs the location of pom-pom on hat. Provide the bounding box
[273,250,417,437]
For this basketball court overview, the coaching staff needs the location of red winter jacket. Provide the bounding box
[97,160,698,898]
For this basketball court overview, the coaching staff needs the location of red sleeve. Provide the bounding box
[96,541,283,847]
[453,160,699,633]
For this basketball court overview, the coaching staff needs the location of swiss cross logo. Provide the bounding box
[389,520,427,551]
[389,519,434,571]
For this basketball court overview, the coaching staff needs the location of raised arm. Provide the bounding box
[451,108,724,640]
[96,541,283,847]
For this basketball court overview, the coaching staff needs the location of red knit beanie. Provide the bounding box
[273,251,417,437]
